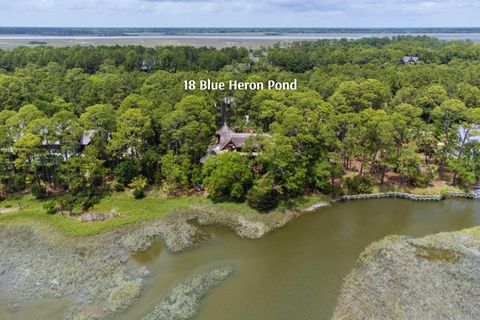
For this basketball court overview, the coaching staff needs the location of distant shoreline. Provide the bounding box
[2,30,480,49]
[2,27,480,37]
[3,32,480,38]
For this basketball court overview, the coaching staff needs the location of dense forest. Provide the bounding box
[0,36,479,212]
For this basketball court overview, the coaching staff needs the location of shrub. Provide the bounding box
[412,172,432,188]
[43,200,57,214]
[129,175,148,199]
[31,184,47,199]
[412,166,436,188]
[57,195,76,215]
[345,175,373,194]
[133,188,145,199]
[80,196,100,212]
[114,160,140,186]
[129,176,148,199]
[246,176,279,212]
[9,174,26,193]
[129,175,148,191]
[114,182,125,192]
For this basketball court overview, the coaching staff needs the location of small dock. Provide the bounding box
[337,191,478,202]
[445,192,477,199]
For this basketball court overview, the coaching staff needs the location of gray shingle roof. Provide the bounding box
[401,56,419,64]
[80,130,96,146]
[212,124,256,153]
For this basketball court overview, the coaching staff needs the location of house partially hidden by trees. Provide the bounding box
[3,129,96,158]
[457,125,480,156]
[200,123,257,164]
[459,125,480,144]
[457,125,480,196]
[42,129,96,158]
[400,56,420,64]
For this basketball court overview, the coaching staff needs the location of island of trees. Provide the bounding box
[0,36,479,213]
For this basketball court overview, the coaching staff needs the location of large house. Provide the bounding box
[200,123,258,163]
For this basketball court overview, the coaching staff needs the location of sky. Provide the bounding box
[0,0,479,28]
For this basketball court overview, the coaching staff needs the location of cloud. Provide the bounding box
[139,0,480,13]
[0,0,476,13]
[0,0,478,27]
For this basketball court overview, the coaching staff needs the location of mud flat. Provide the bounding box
[333,227,480,320]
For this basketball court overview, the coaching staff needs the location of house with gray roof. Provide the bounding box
[200,123,262,163]
[80,130,96,147]
[400,56,420,64]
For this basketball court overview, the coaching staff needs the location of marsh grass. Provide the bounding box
[142,267,232,320]
[333,228,480,320]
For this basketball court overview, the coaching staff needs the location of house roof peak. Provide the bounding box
[216,122,234,136]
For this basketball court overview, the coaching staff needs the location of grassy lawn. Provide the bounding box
[0,193,201,237]
[0,192,328,237]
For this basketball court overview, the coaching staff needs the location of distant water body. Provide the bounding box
[1,31,480,48]
[2,32,480,40]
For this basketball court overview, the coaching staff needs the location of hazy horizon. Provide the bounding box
[1,25,479,29]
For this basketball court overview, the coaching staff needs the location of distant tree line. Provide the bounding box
[0,45,249,73]
[0,36,479,212]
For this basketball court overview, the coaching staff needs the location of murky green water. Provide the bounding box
[2,199,480,319]
[121,199,480,320]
